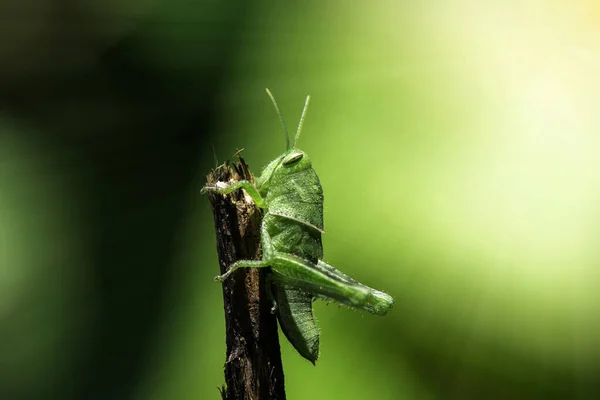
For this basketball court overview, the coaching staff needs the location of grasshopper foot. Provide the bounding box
[201,181,230,195]
[201,186,217,195]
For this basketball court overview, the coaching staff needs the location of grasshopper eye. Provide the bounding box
[282,151,304,166]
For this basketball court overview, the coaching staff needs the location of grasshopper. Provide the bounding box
[203,89,393,363]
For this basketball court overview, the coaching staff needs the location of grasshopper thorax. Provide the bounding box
[266,146,323,231]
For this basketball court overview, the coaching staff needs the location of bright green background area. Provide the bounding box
[2,0,600,398]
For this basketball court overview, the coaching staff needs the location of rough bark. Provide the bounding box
[205,155,286,400]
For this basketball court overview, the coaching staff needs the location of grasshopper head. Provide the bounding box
[272,147,312,178]
[263,89,314,183]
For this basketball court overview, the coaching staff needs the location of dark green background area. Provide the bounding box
[1,1,600,399]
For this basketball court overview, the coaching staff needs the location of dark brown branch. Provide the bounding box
[205,155,286,400]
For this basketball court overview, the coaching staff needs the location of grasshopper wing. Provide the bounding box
[273,284,320,364]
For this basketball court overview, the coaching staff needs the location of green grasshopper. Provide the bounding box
[204,89,393,363]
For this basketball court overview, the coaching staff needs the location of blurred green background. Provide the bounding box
[2,0,600,399]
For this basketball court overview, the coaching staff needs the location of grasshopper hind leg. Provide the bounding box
[270,253,394,316]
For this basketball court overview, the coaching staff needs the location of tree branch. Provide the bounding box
[205,155,286,400]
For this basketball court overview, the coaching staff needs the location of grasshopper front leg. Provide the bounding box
[202,180,267,209]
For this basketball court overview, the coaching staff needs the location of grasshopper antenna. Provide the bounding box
[212,144,219,168]
[265,88,290,150]
[294,95,310,148]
